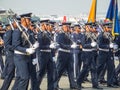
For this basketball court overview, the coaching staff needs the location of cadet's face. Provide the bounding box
[25,18,31,26]
[85,25,90,32]
[47,25,53,32]
[0,26,2,30]
[74,27,81,33]
[21,18,31,27]
[6,26,11,30]
[12,22,17,29]
[89,26,93,31]
[29,25,35,30]
[93,27,98,33]
[63,25,69,32]
[104,26,112,32]
[21,18,27,27]
[70,28,74,33]
[107,27,112,32]
[41,23,46,30]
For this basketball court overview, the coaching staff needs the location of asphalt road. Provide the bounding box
[0,56,120,90]
[0,76,120,90]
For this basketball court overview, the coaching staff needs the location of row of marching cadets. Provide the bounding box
[0,12,120,90]
[0,23,5,78]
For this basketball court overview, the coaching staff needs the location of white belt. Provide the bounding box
[99,48,109,52]
[92,48,97,51]
[58,48,70,53]
[14,50,27,55]
[82,48,94,52]
[40,49,51,52]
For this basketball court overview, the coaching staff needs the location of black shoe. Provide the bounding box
[113,82,120,87]
[84,78,90,82]
[0,76,5,79]
[54,87,63,90]
[107,84,119,88]
[30,88,41,90]
[99,80,107,84]
[70,87,81,90]
[62,72,67,76]
[92,86,103,89]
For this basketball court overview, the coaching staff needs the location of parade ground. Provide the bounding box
[0,75,120,90]
[0,59,120,90]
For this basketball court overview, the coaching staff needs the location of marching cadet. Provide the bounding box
[47,20,58,81]
[90,24,98,64]
[96,23,107,84]
[97,22,118,87]
[77,23,102,89]
[37,20,55,90]
[0,22,6,38]
[1,22,15,90]
[28,22,40,90]
[0,23,4,77]
[47,20,57,57]
[70,24,84,80]
[54,22,79,90]
[83,23,99,83]
[115,35,120,82]
[12,13,38,90]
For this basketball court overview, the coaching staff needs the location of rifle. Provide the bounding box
[8,9,33,48]
[35,21,57,43]
[7,17,14,30]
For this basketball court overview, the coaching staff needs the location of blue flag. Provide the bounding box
[106,0,114,21]
[112,0,120,36]
[105,0,120,36]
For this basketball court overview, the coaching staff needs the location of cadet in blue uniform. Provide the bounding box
[77,23,102,89]
[0,23,4,76]
[70,24,84,80]
[54,22,79,90]
[83,24,99,83]
[115,35,120,82]
[47,20,58,82]
[1,23,15,90]
[97,23,118,87]
[37,20,54,90]
[28,23,40,90]
[12,13,37,90]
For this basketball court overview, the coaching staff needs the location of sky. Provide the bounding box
[0,0,120,16]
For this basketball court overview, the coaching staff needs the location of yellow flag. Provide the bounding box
[87,0,97,23]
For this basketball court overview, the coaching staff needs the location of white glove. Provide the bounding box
[32,58,38,65]
[49,43,56,49]
[109,43,114,48]
[26,48,35,54]
[71,43,77,48]
[91,42,97,47]
[33,41,39,49]
[113,44,118,50]
[54,43,59,47]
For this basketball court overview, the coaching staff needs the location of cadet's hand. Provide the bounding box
[91,42,97,47]
[80,45,82,49]
[71,43,77,48]
[32,58,38,65]
[49,43,56,49]
[33,41,39,49]
[26,48,35,54]
[109,43,114,48]
[113,44,118,50]
[0,39,4,46]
